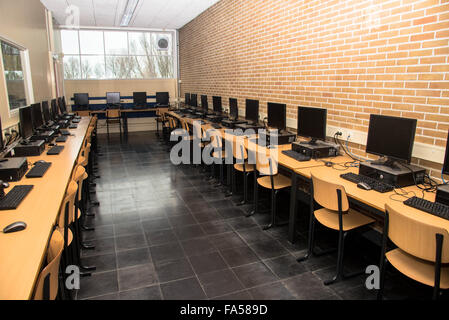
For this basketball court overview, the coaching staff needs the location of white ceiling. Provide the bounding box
[40,0,220,30]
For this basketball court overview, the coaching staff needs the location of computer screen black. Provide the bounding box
[62,96,68,112]
[185,93,190,106]
[19,106,34,139]
[297,107,327,143]
[133,92,147,106]
[366,114,417,163]
[42,101,51,124]
[229,98,238,119]
[443,130,449,175]
[246,99,259,124]
[51,99,59,120]
[201,95,208,110]
[268,103,286,131]
[213,97,222,113]
[106,92,121,105]
[0,115,3,151]
[156,92,169,106]
[31,103,43,129]
[57,98,65,114]
[74,93,89,106]
[191,94,198,107]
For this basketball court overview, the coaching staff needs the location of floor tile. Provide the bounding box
[160,277,207,300]
[197,269,244,298]
[118,264,158,291]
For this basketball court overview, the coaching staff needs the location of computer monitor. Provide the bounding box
[156,92,169,106]
[268,103,286,131]
[31,103,44,130]
[201,95,208,110]
[191,94,198,108]
[185,93,190,106]
[245,99,259,124]
[62,96,68,112]
[19,106,34,140]
[297,107,327,144]
[58,97,66,114]
[51,99,59,120]
[74,93,89,108]
[443,130,449,176]
[42,101,51,124]
[106,92,121,106]
[229,98,238,120]
[366,114,417,168]
[133,92,147,107]
[213,96,222,114]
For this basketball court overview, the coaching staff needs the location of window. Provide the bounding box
[61,29,175,80]
[1,40,29,111]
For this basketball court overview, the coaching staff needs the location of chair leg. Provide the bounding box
[263,189,277,230]
[297,211,316,262]
[237,172,249,206]
[324,231,347,286]
[377,257,388,300]
[247,175,258,217]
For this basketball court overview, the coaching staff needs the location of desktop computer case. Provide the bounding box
[292,141,340,158]
[359,161,425,188]
[0,157,28,182]
[12,140,45,157]
[436,184,449,206]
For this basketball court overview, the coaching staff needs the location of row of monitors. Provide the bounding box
[184,93,425,166]
[74,92,170,107]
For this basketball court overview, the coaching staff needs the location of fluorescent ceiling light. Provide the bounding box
[120,0,139,27]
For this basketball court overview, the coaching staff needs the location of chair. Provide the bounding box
[156,110,168,138]
[298,174,375,285]
[250,146,292,230]
[33,229,64,300]
[105,107,122,137]
[209,129,226,185]
[378,204,449,300]
[232,135,255,206]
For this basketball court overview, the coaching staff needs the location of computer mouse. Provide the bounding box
[2,182,9,189]
[48,143,56,147]
[357,182,372,191]
[3,221,27,234]
[325,162,333,167]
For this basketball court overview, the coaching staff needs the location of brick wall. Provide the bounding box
[179,0,449,180]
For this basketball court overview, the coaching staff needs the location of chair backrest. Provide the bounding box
[106,109,121,118]
[72,165,88,202]
[33,229,64,300]
[233,136,248,161]
[311,174,349,212]
[57,180,78,228]
[255,147,278,176]
[210,130,223,149]
[385,204,449,263]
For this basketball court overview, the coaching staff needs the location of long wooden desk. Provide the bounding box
[0,117,93,300]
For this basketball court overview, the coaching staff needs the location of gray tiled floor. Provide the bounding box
[76,132,438,300]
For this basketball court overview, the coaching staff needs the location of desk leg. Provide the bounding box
[288,172,298,243]
[123,113,128,135]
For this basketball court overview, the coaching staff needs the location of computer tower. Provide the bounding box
[436,184,449,206]
[12,140,45,157]
[30,130,55,143]
[259,131,296,146]
[0,157,28,182]
[359,161,426,188]
[292,141,340,159]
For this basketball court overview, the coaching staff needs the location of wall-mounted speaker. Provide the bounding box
[157,36,169,51]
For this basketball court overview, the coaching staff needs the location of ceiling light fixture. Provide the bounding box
[120,0,140,27]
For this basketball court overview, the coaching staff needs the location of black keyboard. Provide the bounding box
[404,197,449,220]
[69,124,78,129]
[26,162,51,178]
[47,146,64,155]
[211,124,222,129]
[60,130,70,136]
[340,172,395,193]
[72,119,80,124]
[282,150,312,162]
[0,185,33,210]
[55,136,68,143]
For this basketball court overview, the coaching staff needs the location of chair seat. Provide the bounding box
[234,163,255,172]
[57,226,73,246]
[314,208,374,232]
[386,248,449,289]
[257,174,291,190]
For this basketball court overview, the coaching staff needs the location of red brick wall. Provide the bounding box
[179,0,449,179]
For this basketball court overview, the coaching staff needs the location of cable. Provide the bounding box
[442,170,448,185]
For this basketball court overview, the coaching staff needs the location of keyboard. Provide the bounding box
[26,162,51,178]
[404,197,449,220]
[60,130,70,136]
[340,172,395,193]
[55,136,68,143]
[72,119,80,124]
[47,146,64,155]
[0,185,33,210]
[211,124,222,129]
[282,150,312,162]
[69,124,78,129]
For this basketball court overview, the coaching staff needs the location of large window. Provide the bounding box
[61,29,175,80]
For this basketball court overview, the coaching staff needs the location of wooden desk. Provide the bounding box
[0,117,93,300]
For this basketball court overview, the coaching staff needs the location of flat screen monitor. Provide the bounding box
[133,92,147,107]
[19,106,34,139]
[156,92,169,106]
[42,101,51,124]
[51,99,59,120]
[245,99,259,124]
[297,107,327,143]
[443,130,449,175]
[106,92,121,105]
[268,103,286,131]
[57,97,65,114]
[366,114,417,164]
[213,97,222,113]
[191,94,198,108]
[31,103,43,130]
[0,115,3,151]
[185,93,190,106]
[74,93,89,106]
[229,98,238,119]
[201,95,208,110]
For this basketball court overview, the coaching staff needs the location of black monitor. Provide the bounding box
[42,101,51,124]
[191,94,198,108]
[229,98,238,120]
[213,96,222,114]
[74,93,89,107]
[366,114,417,168]
[156,92,169,106]
[201,95,208,110]
[62,96,68,112]
[31,103,44,130]
[443,130,449,175]
[51,99,59,120]
[19,106,34,140]
[57,97,66,114]
[297,107,327,144]
[106,92,121,106]
[133,92,147,107]
[268,103,286,131]
[246,99,259,124]
[185,93,190,106]
[0,115,4,151]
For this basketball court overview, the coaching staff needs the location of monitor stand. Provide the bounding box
[371,157,401,171]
